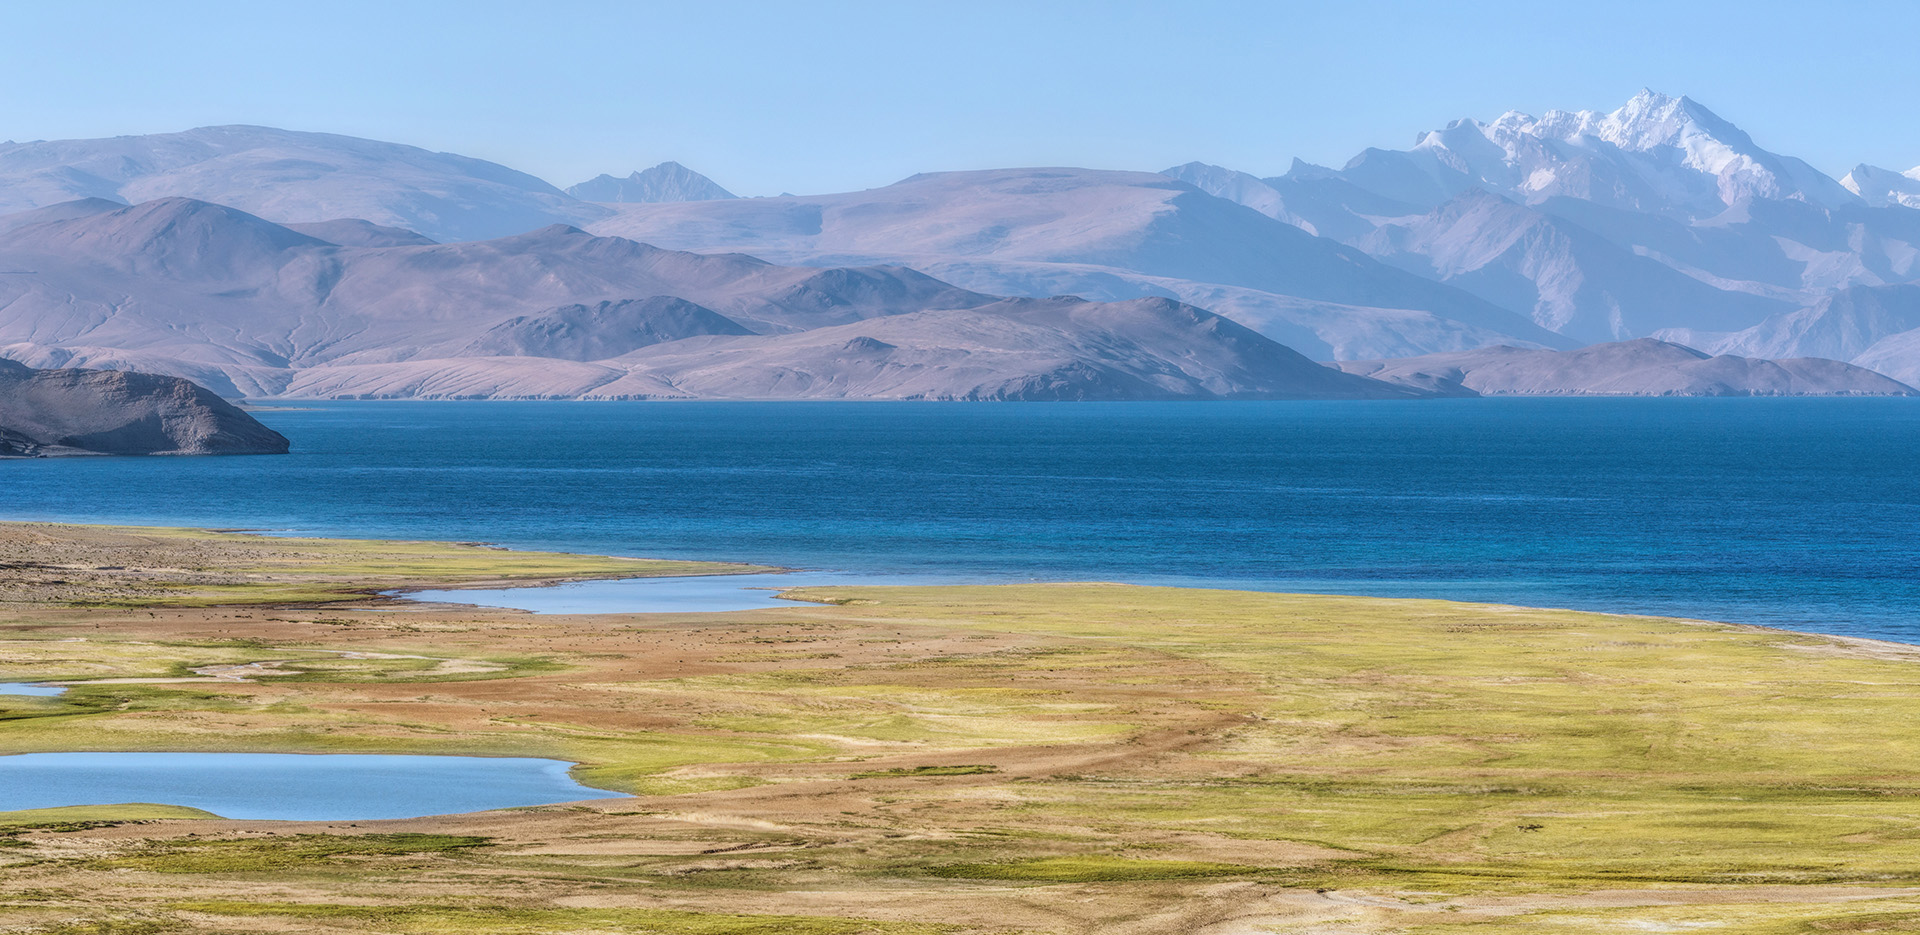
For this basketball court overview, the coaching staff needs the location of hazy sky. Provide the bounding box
[4,0,1914,196]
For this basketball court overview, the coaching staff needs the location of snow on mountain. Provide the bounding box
[1170,91,1920,379]
[584,167,1567,359]
[1841,164,1920,209]
[5,110,1918,388]
[1316,90,1860,219]
[567,161,737,203]
[0,126,610,242]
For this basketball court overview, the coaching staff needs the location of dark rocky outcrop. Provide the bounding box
[0,360,289,456]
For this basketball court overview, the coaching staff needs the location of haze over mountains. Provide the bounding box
[566,162,738,203]
[1,91,1918,398]
[1334,339,1915,398]
[0,126,609,242]
[1163,90,1920,385]
[0,197,1407,400]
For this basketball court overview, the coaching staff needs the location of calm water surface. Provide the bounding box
[0,683,65,697]
[0,752,623,820]
[4,399,1918,640]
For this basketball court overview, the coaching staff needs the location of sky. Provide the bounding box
[2,0,1915,196]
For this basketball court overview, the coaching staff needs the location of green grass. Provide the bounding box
[23,921,177,935]
[87,834,490,873]
[850,765,999,779]
[929,856,1264,882]
[0,804,219,826]
[0,522,777,608]
[675,670,1140,748]
[172,902,951,934]
[18,557,1920,929]
[789,584,1920,890]
[1397,900,1920,934]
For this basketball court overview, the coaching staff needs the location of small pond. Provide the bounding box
[0,752,624,820]
[401,571,953,614]
[0,682,65,697]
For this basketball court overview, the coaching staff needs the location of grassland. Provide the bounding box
[0,521,770,607]
[4,523,1920,933]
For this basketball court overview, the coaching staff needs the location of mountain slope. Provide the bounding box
[585,167,1569,358]
[461,297,754,360]
[1171,90,1920,380]
[1841,164,1920,209]
[1319,90,1859,219]
[567,162,736,202]
[1163,160,1421,246]
[1655,284,1920,387]
[1334,339,1915,397]
[0,197,1411,401]
[1361,189,1791,341]
[1658,284,1920,361]
[609,296,1419,401]
[0,125,609,242]
[280,297,1424,401]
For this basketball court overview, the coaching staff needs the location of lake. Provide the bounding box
[3,399,1918,640]
[0,683,65,697]
[0,752,624,820]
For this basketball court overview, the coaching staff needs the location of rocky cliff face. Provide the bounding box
[0,360,289,456]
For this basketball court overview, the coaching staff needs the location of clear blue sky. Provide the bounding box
[4,0,1914,196]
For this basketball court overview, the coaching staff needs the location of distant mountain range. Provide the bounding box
[0,197,1409,400]
[0,92,1917,398]
[1163,90,1920,385]
[1334,339,1915,397]
[0,126,609,242]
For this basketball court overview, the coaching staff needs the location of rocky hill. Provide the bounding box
[0,360,289,456]
[0,197,1416,401]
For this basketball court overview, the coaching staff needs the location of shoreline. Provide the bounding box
[4,515,1903,647]
[9,395,1918,651]
[9,521,1920,932]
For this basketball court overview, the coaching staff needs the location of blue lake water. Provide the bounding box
[0,752,624,820]
[0,683,65,697]
[3,399,1919,640]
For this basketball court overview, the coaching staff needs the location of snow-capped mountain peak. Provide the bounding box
[1349,90,1857,217]
[1841,163,1920,209]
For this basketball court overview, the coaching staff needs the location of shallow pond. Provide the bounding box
[0,752,624,820]
[402,571,953,614]
[0,682,65,697]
